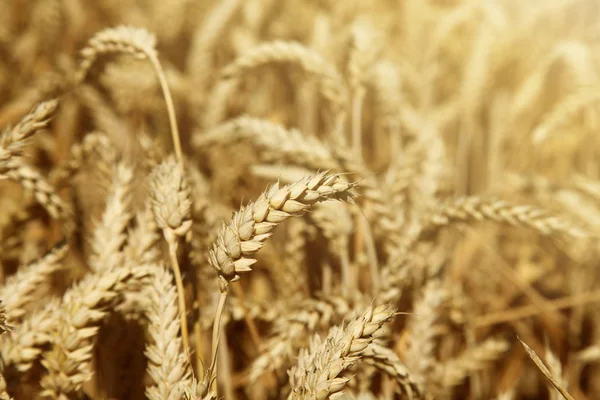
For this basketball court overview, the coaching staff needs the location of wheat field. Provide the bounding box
[0,0,599,399]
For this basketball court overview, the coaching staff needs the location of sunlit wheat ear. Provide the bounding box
[287,304,396,400]
[419,196,587,241]
[144,266,193,400]
[149,155,192,354]
[208,171,357,287]
[0,241,68,321]
[89,161,134,274]
[206,171,357,390]
[0,99,58,162]
[77,25,183,165]
[40,265,152,398]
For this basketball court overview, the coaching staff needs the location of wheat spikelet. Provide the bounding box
[288,304,396,400]
[125,201,162,267]
[280,218,311,297]
[208,171,356,286]
[183,376,216,400]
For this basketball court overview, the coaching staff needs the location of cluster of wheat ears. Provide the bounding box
[1,0,600,399]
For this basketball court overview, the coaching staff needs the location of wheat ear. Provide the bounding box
[419,196,587,240]
[288,304,396,400]
[249,295,356,381]
[145,265,193,400]
[0,241,68,321]
[89,161,134,273]
[1,299,58,373]
[40,265,152,398]
[149,156,193,354]
[203,41,347,130]
[0,99,57,162]
[78,25,183,166]
[208,171,357,286]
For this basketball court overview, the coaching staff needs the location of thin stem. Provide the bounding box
[194,316,204,377]
[219,332,235,400]
[168,243,190,354]
[148,53,184,168]
[210,289,229,395]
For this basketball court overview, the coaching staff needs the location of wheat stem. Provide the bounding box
[209,289,228,394]
[147,53,183,167]
[168,243,191,355]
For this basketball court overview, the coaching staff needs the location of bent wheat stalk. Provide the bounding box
[78,25,184,166]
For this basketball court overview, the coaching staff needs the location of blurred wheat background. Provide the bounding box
[0,0,600,399]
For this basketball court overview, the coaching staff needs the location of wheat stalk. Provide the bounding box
[78,25,183,166]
